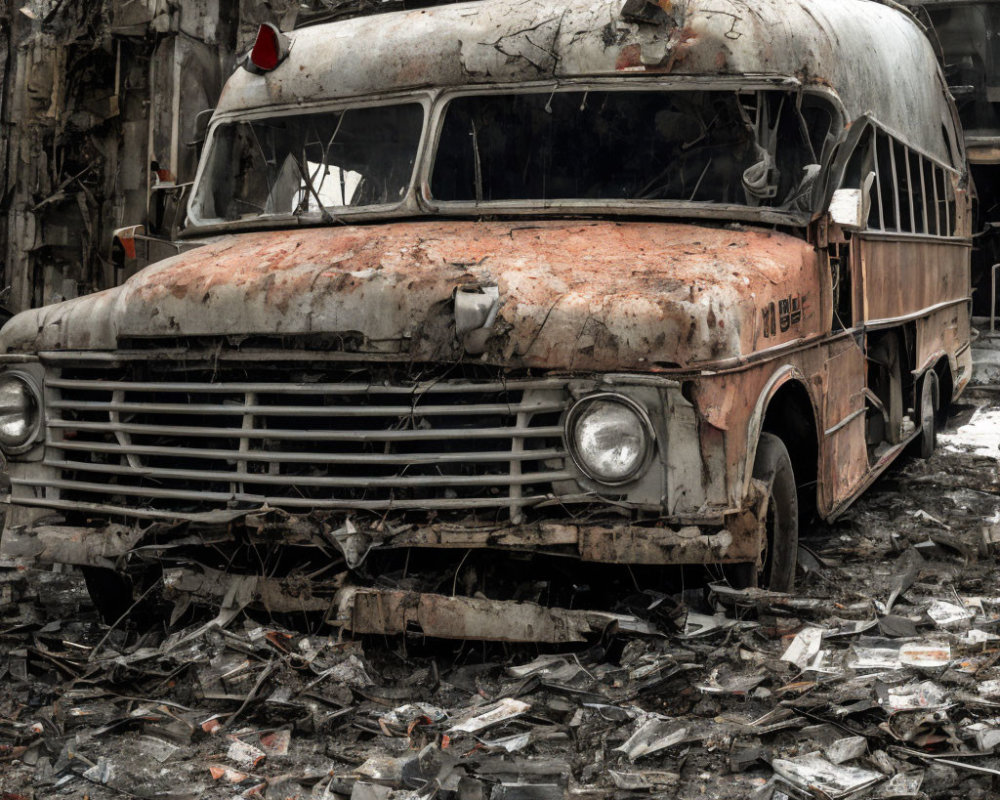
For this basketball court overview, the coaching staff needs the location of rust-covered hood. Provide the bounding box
[0,221,825,370]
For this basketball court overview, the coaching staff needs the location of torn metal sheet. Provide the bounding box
[0,523,149,569]
[386,515,763,566]
[331,587,658,643]
[324,519,375,569]
[773,752,884,798]
[448,699,530,734]
[615,714,692,761]
[163,565,344,614]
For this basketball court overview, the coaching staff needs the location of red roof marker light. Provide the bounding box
[246,23,290,73]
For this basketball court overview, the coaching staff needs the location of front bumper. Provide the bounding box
[0,504,764,571]
[0,503,764,643]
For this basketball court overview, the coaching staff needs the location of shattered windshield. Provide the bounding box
[188,89,837,228]
[431,89,835,211]
[191,103,423,223]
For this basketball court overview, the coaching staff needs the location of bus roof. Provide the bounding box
[216,0,961,167]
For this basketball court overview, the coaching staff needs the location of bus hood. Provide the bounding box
[0,221,824,371]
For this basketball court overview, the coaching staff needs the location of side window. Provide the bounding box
[873,130,897,231]
[932,163,957,237]
[934,167,947,235]
[839,125,958,237]
[909,150,927,234]
[865,127,957,236]
[920,156,937,235]
[891,139,913,233]
[944,170,956,236]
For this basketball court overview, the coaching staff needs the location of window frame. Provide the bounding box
[187,92,434,230]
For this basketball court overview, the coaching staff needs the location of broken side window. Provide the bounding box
[430,89,834,212]
[191,103,424,223]
[858,125,958,237]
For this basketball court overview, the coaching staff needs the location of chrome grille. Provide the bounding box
[24,360,576,521]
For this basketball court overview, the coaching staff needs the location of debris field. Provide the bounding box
[4,396,1000,800]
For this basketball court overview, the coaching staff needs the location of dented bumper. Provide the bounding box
[0,509,763,642]
[0,508,764,571]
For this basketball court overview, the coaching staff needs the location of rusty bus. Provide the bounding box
[0,0,973,641]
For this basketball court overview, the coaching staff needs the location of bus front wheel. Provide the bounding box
[748,433,799,592]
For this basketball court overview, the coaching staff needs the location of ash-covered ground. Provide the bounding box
[3,394,1000,800]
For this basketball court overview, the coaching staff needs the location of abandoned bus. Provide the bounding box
[0,0,973,640]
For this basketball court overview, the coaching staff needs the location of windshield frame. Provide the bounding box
[421,78,846,227]
[183,78,847,236]
[186,91,434,232]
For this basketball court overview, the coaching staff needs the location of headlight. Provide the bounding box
[566,394,654,485]
[0,373,39,451]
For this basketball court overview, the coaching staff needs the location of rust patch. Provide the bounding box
[615,43,643,71]
[4,220,821,373]
[333,587,658,642]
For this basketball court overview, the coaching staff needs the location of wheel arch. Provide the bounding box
[743,367,821,516]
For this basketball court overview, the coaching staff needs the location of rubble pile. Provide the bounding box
[2,398,1000,799]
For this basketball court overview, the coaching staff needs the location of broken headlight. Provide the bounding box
[566,393,653,485]
[0,372,39,452]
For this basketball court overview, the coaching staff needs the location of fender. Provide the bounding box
[915,348,949,378]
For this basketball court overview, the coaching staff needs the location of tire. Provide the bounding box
[910,371,937,460]
[935,371,952,429]
[728,433,799,592]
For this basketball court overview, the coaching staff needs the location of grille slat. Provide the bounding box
[12,477,556,510]
[48,420,564,442]
[48,400,566,417]
[42,459,573,489]
[41,361,576,521]
[52,440,566,466]
[46,377,563,394]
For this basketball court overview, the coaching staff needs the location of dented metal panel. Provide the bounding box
[858,236,971,324]
[0,221,821,371]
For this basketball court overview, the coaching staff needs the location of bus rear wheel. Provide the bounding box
[910,371,937,460]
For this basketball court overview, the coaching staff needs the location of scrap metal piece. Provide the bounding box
[332,587,658,643]
[163,565,344,614]
[773,752,884,798]
[615,714,691,761]
[324,518,377,569]
[385,514,763,566]
[0,523,150,568]
[449,699,530,734]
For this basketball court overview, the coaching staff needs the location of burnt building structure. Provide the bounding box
[0,0,400,316]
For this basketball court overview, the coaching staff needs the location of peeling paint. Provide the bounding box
[0,221,820,371]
